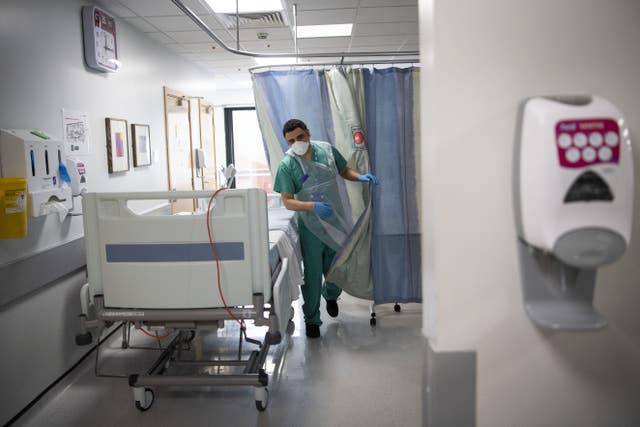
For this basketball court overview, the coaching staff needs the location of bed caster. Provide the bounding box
[394,303,401,313]
[254,387,269,411]
[133,387,154,412]
[266,331,282,345]
[286,320,295,335]
[370,317,377,326]
[75,332,92,346]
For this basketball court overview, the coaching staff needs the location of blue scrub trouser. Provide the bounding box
[299,220,342,325]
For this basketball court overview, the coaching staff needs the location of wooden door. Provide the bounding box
[189,98,203,191]
[199,101,218,191]
[164,87,195,213]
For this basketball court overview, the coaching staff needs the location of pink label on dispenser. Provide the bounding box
[555,118,620,168]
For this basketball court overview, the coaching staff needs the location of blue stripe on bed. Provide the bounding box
[105,242,245,262]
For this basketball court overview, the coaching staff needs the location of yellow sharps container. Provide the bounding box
[0,178,28,239]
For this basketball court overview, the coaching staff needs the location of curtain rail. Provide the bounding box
[248,59,420,74]
[171,0,419,59]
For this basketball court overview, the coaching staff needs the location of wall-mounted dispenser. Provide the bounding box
[0,129,72,219]
[66,158,88,196]
[514,95,634,330]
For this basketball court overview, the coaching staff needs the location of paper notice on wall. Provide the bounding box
[62,109,90,155]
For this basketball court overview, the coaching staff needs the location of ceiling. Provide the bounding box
[100,0,419,91]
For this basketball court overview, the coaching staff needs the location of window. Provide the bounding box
[224,107,274,199]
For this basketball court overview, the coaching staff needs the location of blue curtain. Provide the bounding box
[364,68,421,304]
[252,70,334,155]
[252,67,421,304]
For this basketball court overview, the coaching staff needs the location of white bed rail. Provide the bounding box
[82,189,271,309]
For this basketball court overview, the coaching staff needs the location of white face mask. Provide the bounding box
[291,140,310,156]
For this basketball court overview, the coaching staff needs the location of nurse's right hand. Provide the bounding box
[312,202,333,219]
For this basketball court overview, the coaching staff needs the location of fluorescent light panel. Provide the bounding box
[204,0,283,14]
[296,24,353,38]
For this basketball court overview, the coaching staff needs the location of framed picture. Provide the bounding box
[131,123,152,167]
[105,118,129,173]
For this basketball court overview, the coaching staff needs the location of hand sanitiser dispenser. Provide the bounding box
[514,95,634,330]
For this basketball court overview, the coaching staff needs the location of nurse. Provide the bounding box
[273,119,378,338]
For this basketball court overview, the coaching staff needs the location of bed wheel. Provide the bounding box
[289,307,295,320]
[134,387,154,412]
[286,320,295,335]
[254,387,269,411]
[394,303,401,312]
[266,331,282,345]
[370,317,377,326]
[75,332,92,346]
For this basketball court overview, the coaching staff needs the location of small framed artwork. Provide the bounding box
[105,118,130,173]
[131,123,152,167]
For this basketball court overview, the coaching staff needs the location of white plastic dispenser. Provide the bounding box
[0,129,73,218]
[514,95,634,330]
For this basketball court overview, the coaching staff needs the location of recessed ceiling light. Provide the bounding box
[296,24,353,38]
[204,0,283,14]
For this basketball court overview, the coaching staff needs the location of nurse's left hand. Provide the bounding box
[358,173,379,185]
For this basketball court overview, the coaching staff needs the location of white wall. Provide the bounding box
[0,0,223,423]
[420,0,640,425]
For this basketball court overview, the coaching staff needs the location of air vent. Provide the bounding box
[217,11,286,29]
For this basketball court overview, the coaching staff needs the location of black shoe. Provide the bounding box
[326,300,339,318]
[305,324,320,338]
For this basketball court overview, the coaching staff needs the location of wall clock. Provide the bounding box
[82,5,121,72]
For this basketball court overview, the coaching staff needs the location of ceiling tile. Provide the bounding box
[296,9,357,26]
[165,43,190,52]
[100,1,137,18]
[199,14,226,30]
[146,32,176,44]
[238,27,293,42]
[356,6,419,23]
[123,17,157,32]
[165,30,214,43]
[178,42,225,53]
[115,0,209,16]
[198,57,256,69]
[350,35,412,46]
[297,37,350,49]
[241,39,294,51]
[146,15,201,31]
[181,51,241,61]
[359,0,417,6]
[353,22,418,37]
[292,0,359,10]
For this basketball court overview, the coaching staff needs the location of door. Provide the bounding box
[199,101,218,191]
[164,86,195,213]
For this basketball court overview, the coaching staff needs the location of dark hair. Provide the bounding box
[282,119,308,137]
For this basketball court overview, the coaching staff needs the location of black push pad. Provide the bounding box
[564,171,613,203]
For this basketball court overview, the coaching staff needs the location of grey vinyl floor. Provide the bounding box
[13,294,423,427]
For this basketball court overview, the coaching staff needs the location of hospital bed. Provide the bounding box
[75,189,302,411]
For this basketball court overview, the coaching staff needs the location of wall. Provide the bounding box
[0,0,219,423]
[420,0,640,426]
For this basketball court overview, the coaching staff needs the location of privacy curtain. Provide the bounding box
[252,66,421,304]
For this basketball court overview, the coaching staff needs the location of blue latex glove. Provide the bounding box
[312,202,333,219]
[58,163,71,184]
[358,173,379,185]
